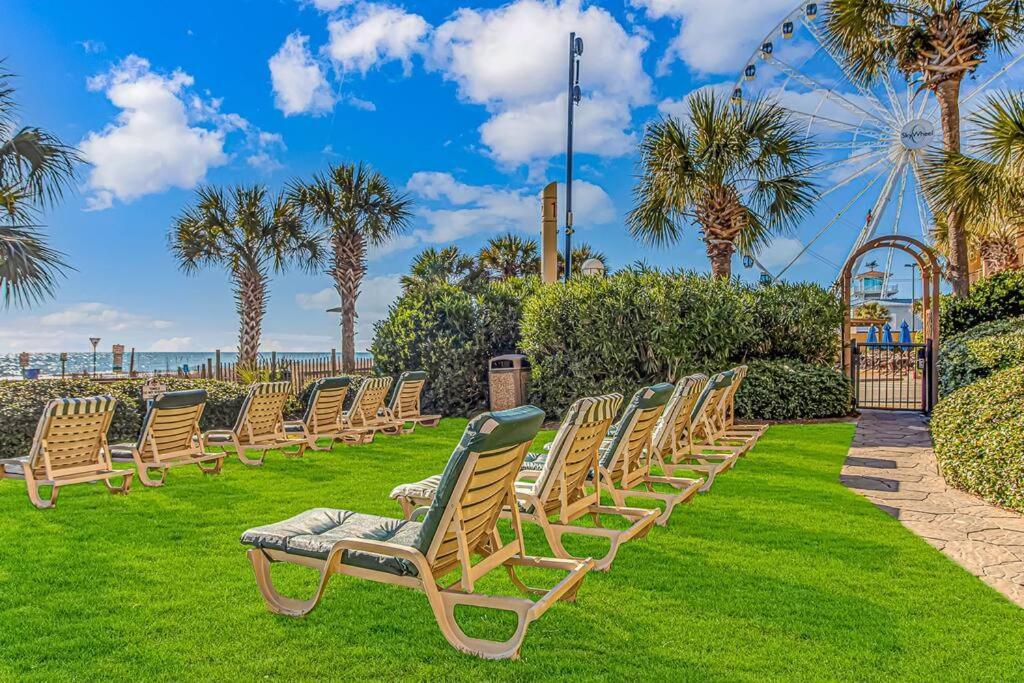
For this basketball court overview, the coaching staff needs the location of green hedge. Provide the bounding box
[740,282,843,364]
[0,378,275,458]
[940,269,1024,336]
[939,316,1024,395]
[733,359,854,421]
[519,271,751,415]
[371,271,844,420]
[371,276,541,416]
[932,365,1024,512]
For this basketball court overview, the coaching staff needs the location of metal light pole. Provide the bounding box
[89,337,101,375]
[564,32,583,282]
[905,262,917,333]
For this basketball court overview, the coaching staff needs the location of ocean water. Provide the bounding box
[0,351,372,378]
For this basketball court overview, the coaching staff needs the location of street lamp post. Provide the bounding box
[89,337,101,375]
[564,32,583,282]
[905,262,917,333]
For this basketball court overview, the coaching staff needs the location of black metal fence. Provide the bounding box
[850,340,932,412]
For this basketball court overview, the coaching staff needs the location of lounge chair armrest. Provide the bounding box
[516,470,541,481]
[325,537,430,575]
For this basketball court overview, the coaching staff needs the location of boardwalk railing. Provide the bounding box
[189,350,374,395]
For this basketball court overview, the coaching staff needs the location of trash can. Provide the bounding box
[488,354,531,412]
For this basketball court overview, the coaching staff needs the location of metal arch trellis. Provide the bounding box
[839,235,941,412]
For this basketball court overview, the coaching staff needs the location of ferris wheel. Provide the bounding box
[732,1,1024,290]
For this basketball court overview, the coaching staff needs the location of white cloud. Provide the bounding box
[629,0,797,75]
[305,0,353,11]
[295,274,403,350]
[326,5,429,74]
[149,337,194,352]
[78,39,106,54]
[429,0,651,167]
[269,32,336,116]
[81,55,283,208]
[407,171,615,243]
[37,302,174,333]
[756,236,806,269]
[432,1,650,107]
[481,93,635,167]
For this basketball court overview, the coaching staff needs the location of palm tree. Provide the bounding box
[401,245,486,293]
[925,92,1024,275]
[478,233,540,280]
[288,163,412,373]
[822,0,1024,295]
[557,242,609,278]
[855,301,892,321]
[931,210,1021,275]
[628,92,816,279]
[170,185,323,370]
[1,67,81,307]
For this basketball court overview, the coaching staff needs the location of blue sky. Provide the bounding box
[5,0,1011,354]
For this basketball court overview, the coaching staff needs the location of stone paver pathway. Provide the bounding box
[841,410,1024,607]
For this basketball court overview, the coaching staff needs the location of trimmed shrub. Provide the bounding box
[939,316,1024,395]
[371,283,488,416]
[733,359,854,421]
[741,282,843,363]
[520,271,754,416]
[371,277,541,417]
[932,365,1024,512]
[0,377,269,458]
[940,269,1024,336]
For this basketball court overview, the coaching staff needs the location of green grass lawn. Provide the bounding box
[2,420,1023,681]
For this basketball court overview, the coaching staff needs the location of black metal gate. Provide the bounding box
[849,340,933,413]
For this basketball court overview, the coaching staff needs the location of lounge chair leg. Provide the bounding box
[138,465,168,488]
[236,445,266,467]
[197,457,224,475]
[103,471,133,495]
[25,476,58,509]
[248,549,332,618]
[430,589,533,660]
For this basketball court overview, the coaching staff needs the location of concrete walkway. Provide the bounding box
[841,410,1024,607]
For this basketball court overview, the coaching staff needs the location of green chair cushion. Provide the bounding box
[241,508,423,577]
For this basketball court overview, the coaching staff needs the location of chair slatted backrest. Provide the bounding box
[599,384,674,487]
[413,406,545,578]
[303,377,350,431]
[136,390,206,463]
[235,382,291,444]
[722,365,747,428]
[651,375,708,456]
[532,394,622,517]
[346,377,393,428]
[389,371,428,421]
[28,396,117,479]
[692,371,734,441]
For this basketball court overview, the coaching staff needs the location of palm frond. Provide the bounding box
[0,224,70,308]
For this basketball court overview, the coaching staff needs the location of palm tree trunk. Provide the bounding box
[979,236,1021,275]
[936,78,970,296]
[705,238,734,279]
[331,231,366,373]
[235,266,266,371]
